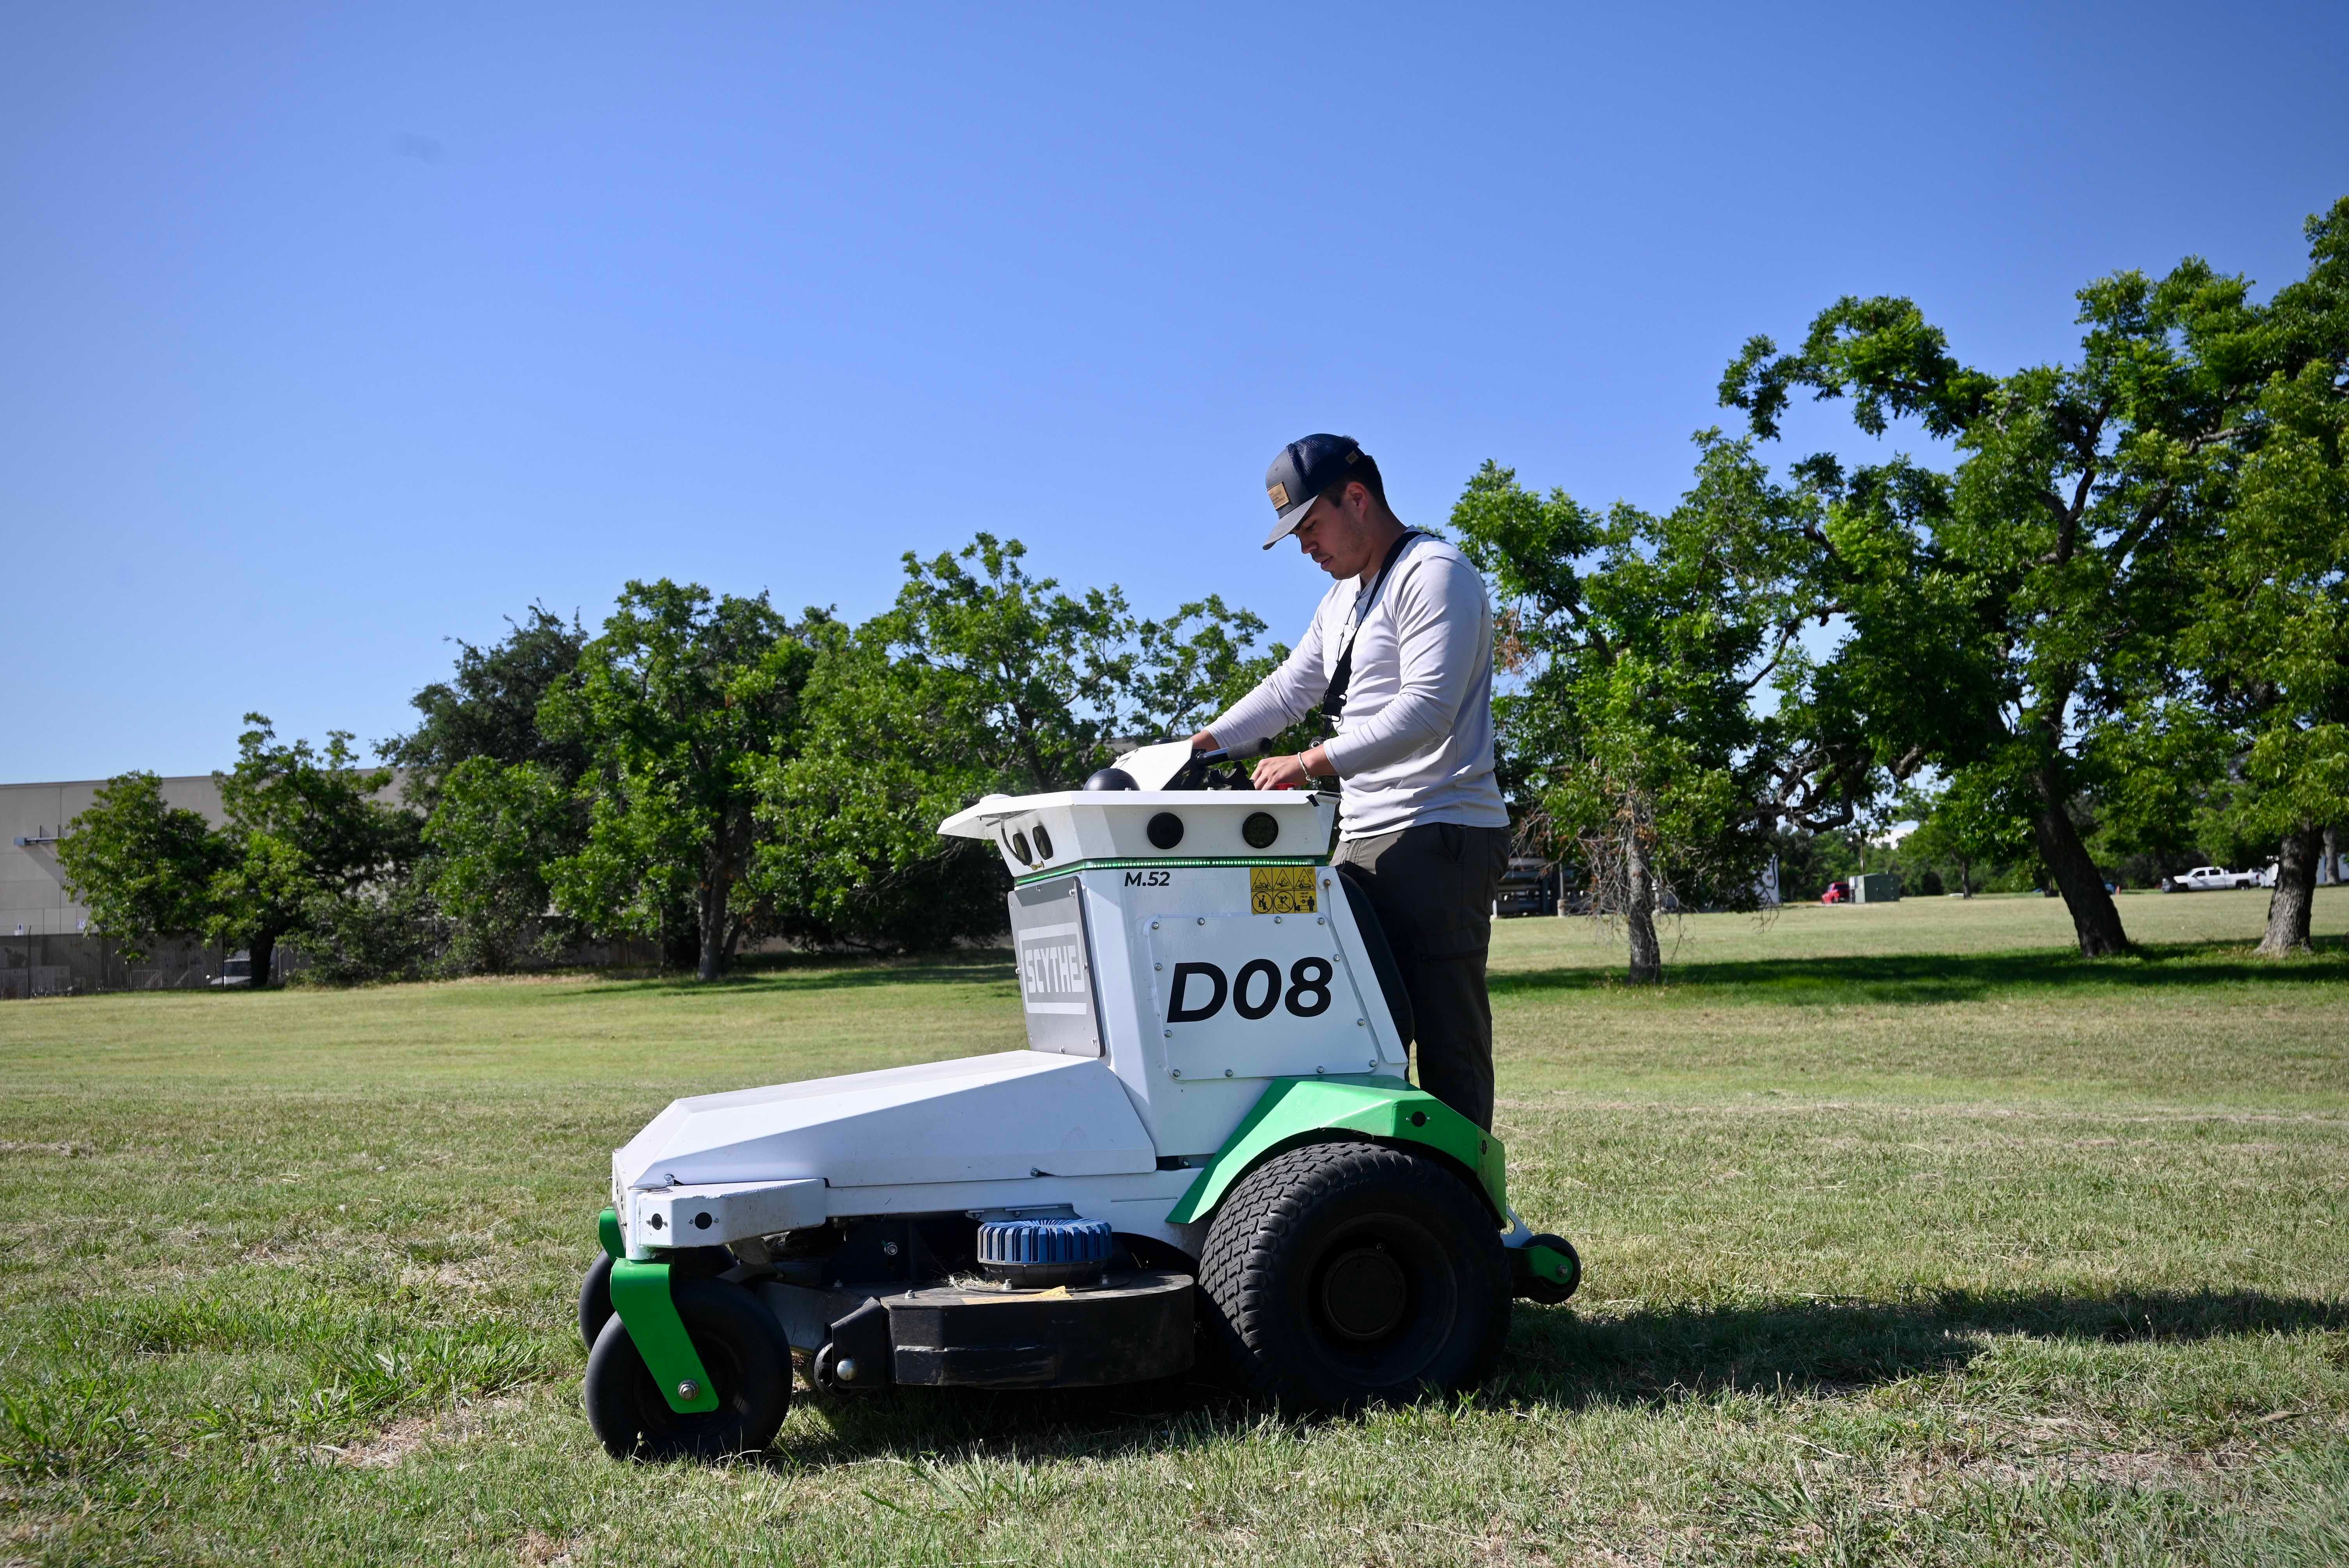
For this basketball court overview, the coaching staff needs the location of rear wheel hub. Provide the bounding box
[1317,1242,1409,1342]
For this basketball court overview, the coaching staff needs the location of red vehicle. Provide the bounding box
[1820,880,1852,905]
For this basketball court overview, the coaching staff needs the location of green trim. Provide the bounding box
[597,1207,624,1262]
[608,1259,720,1414]
[1164,1077,1507,1226]
[1525,1242,1575,1288]
[1014,856,1323,886]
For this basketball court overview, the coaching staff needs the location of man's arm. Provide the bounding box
[1187,732,1335,790]
[1191,602,1331,762]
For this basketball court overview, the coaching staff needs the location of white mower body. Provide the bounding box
[610,783,1410,1262]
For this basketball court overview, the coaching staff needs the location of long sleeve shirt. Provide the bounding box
[1208,535,1510,840]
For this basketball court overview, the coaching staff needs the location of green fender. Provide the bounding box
[1164,1077,1507,1227]
[598,1212,719,1415]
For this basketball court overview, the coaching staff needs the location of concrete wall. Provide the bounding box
[1,775,226,938]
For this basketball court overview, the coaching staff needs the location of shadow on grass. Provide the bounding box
[760,1286,2343,1467]
[1492,937,2349,1007]
[1495,1286,2345,1408]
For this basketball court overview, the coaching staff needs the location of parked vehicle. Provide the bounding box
[2162,866,2261,892]
[208,952,254,988]
[1821,880,1851,905]
[1494,857,1555,918]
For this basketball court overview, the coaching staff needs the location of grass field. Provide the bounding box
[1,888,2344,1566]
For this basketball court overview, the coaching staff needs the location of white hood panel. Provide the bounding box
[613,1051,1155,1192]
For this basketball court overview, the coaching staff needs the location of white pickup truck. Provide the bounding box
[2165,865,2265,892]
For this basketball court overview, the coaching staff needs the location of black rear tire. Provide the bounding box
[583,1277,791,1460]
[1197,1140,1509,1413]
[578,1253,617,1351]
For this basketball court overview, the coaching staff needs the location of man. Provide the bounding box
[1189,433,1512,1130]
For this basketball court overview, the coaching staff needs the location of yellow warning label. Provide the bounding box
[1249,865,1317,916]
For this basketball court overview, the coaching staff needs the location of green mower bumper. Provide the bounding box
[597,1207,719,1415]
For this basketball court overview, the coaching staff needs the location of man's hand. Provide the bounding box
[1251,745,1335,791]
[1188,729,1219,755]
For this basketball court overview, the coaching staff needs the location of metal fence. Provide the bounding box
[0,934,237,999]
[0,929,669,998]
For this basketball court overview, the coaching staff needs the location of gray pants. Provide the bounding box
[1333,821,1511,1131]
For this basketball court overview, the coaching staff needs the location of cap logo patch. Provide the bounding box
[1267,483,1290,510]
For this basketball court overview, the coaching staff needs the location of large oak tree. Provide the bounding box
[540,581,814,981]
[1453,434,1865,982]
[1721,235,2292,954]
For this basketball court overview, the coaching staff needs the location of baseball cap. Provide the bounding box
[1262,433,1369,549]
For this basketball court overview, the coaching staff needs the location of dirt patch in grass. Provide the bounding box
[514,1528,582,1565]
[324,1396,516,1469]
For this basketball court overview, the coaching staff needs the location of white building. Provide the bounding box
[1,775,227,939]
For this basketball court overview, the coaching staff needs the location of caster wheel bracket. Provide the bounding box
[609,1259,722,1412]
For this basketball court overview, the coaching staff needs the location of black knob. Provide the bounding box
[1084,767,1139,791]
[1146,812,1184,850]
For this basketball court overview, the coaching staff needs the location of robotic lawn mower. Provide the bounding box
[579,743,1581,1459]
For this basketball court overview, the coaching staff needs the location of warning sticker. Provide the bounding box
[1249,865,1317,916]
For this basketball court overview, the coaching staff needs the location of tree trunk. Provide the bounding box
[2323,825,2341,886]
[250,931,277,989]
[2032,767,2129,956]
[662,919,699,973]
[1624,822,1661,984]
[697,872,729,982]
[2257,825,2322,958]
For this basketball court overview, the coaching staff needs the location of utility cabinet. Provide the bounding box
[1850,872,1902,903]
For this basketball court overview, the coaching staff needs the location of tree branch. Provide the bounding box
[1739,622,1802,696]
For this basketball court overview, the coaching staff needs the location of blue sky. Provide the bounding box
[5,2,2345,780]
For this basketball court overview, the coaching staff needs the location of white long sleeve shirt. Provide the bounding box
[1209,535,1510,840]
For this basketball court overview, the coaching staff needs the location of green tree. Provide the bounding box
[1721,228,2299,955]
[386,605,595,971]
[1127,595,1285,743]
[1453,435,1860,982]
[418,757,577,970]
[757,536,1281,951]
[383,603,590,795]
[754,613,1014,953]
[877,534,1148,788]
[541,581,813,980]
[55,773,227,962]
[1896,769,2036,898]
[2184,351,2349,951]
[209,716,415,987]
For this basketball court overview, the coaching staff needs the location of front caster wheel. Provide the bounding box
[1511,1233,1581,1304]
[580,1247,731,1354]
[578,1253,617,1351]
[583,1278,791,1460]
[1197,1140,1510,1414]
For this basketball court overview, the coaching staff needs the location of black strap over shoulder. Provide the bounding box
[1321,531,1423,722]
